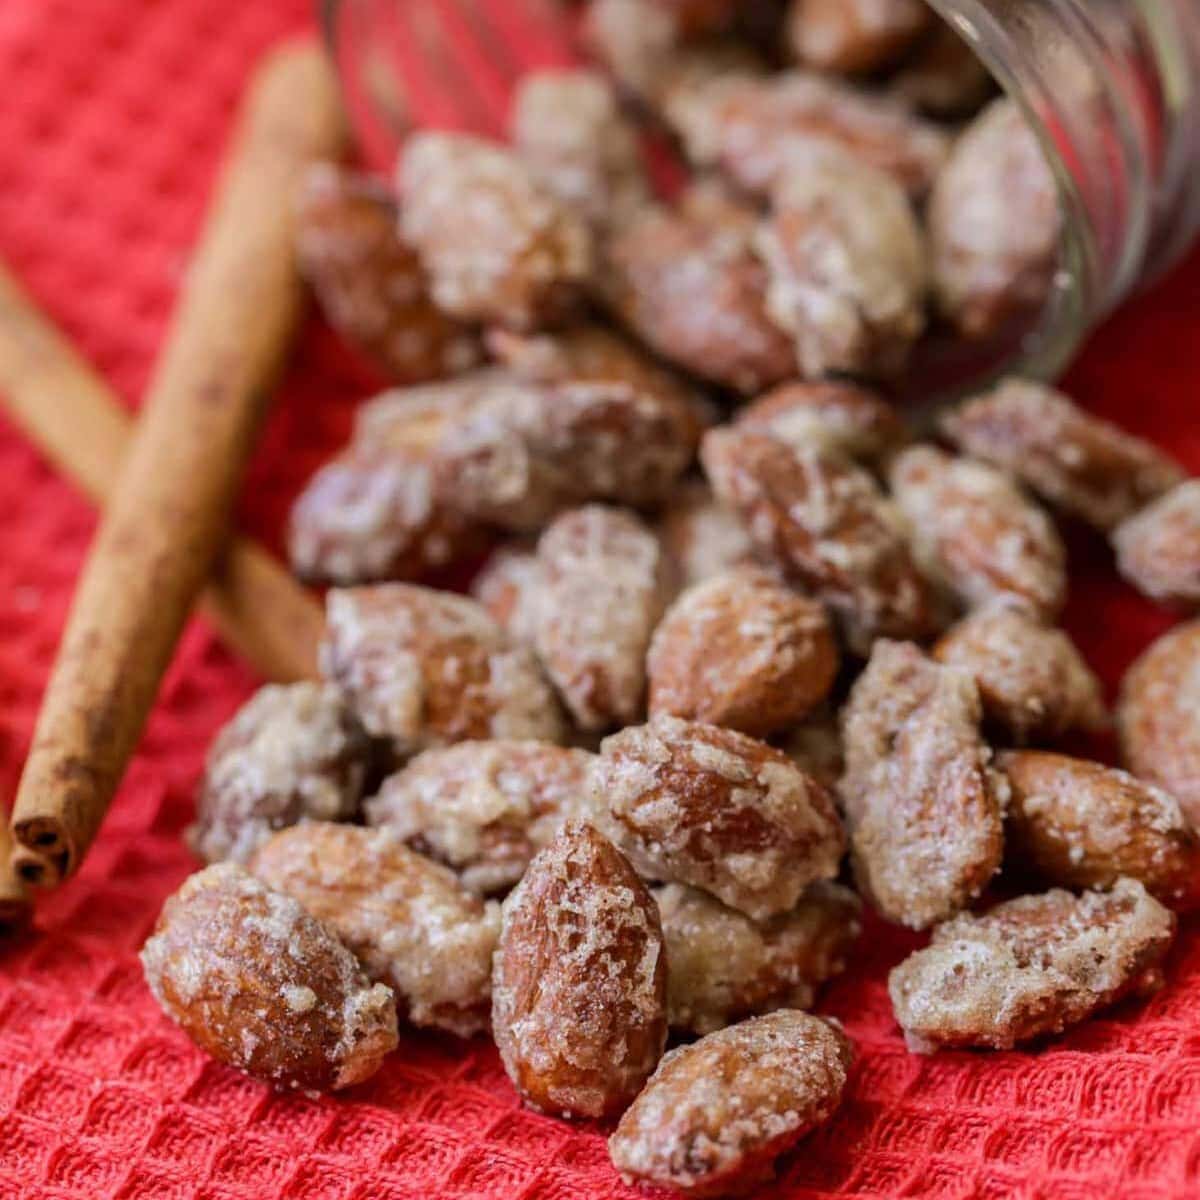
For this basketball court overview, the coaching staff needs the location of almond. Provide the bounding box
[932,599,1106,743]
[1113,479,1200,609]
[658,479,755,589]
[787,0,931,75]
[320,584,564,757]
[889,879,1176,1052]
[890,444,1067,618]
[469,544,543,644]
[840,640,1004,929]
[609,1010,853,1197]
[1118,619,1200,826]
[593,715,845,920]
[140,863,398,1092]
[1000,750,1200,910]
[941,378,1185,531]
[492,822,667,1119]
[249,823,499,1037]
[647,566,838,736]
[366,740,594,895]
[657,881,861,1035]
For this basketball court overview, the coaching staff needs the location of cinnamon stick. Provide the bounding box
[0,259,325,686]
[0,820,29,931]
[10,41,346,887]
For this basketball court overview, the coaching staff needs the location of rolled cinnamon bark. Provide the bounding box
[0,821,30,931]
[10,41,346,887]
[0,260,325,687]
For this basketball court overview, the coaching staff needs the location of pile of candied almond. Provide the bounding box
[140,2,1200,1195]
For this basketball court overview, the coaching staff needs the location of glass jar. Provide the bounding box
[322,0,1200,391]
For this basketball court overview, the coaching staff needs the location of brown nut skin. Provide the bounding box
[509,68,650,229]
[600,201,799,394]
[840,640,1005,930]
[657,881,862,1035]
[593,715,846,921]
[888,879,1176,1053]
[664,69,951,200]
[609,1010,853,1199]
[941,378,1186,533]
[189,683,370,866]
[366,740,595,895]
[1113,480,1200,609]
[932,600,1106,744]
[320,585,564,757]
[249,824,499,1037]
[140,864,398,1092]
[1118,620,1200,826]
[999,750,1200,911]
[647,566,839,737]
[735,380,906,467]
[929,99,1061,340]
[398,132,593,332]
[787,0,932,75]
[492,821,668,1120]
[658,480,756,590]
[294,163,482,382]
[702,427,936,652]
[532,506,670,731]
[890,445,1067,619]
[756,147,928,381]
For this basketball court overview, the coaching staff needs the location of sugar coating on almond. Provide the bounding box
[492,821,667,1119]
[470,544,543,644]
[840,639,1004,929]
[933,599,1106,743]
[140,863,398,1092]
[657,881,861,1034]
[189,683,369,866]
[250,823,499,1037]
[320,584,564,756]
[1113,479,1200,609]
[889,879,1175,1052]
[658,480,755,589]
[609,1009,853,1197]
[648,566,838,736]
[594,715,845,920]
[532,506,670,730]
[367,740,595,894]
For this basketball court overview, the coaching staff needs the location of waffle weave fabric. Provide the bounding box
[1,1,1200,1198]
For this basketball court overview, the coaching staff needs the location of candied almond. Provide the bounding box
[582,0,684,103]
[735,380,905,466]
[756,147,928,379]
[294,163,481,382]
[531,506,670,730]
[787,0,931,75]
[510,68,650,229]
[1117,620,1200,825]
[889,879,1176,1052]
[189,683,369,866]
[929,99,1061,340]
[469,544,543,644]
[781,705,845,791]
[664,69,951,199]
[320,584,564,757]
[367,740,594,895]
[840,640,1004,929]
[493,822,667,1119]
[610,1010,853,1197]
[141,863,398,1091]
[1000,750,1200,910]
[250,824,498,1037]
[657,881,861,1035]
[702,427,935,651]
[932,600,1106,743]
[647,566,839,736]
[653,0,740,37]
[399,131,592,331]
[942,378,1186,531]
[601,201,798,393]
[658,480,755,589]
[593,715,845,920]
[1113,479,1200,609]
[890,444,1067,618]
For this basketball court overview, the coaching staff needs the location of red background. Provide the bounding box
[1,1,1199,1197]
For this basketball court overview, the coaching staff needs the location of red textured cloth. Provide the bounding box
[1,2,1199,1198]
